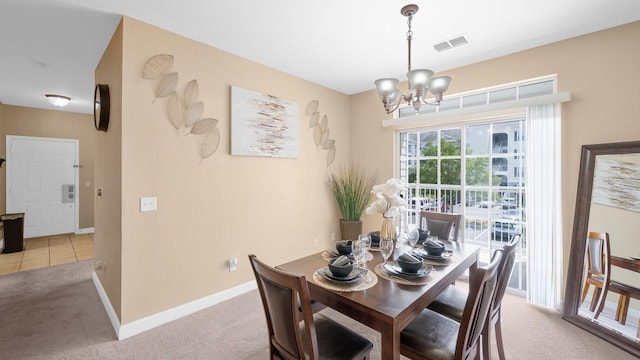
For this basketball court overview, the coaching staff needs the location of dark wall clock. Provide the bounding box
[94,84,110,132]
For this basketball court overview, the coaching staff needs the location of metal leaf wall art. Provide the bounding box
[305,100,336,166]
[143,54,220,162]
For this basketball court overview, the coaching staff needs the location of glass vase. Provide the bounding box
[380,216,398,244]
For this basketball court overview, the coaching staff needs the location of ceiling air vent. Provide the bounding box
[433,35,469,52]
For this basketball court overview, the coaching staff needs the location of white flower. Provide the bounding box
[365,178,407,218]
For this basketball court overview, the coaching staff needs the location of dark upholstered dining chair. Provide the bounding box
[400,249,502,360]
[248,254,373,360]
[419,211,462,242]
[427,234,521,360]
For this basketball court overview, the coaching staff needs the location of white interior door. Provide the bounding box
[6,136,78,238]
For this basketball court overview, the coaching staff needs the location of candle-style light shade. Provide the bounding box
[374,78,399,97]
[407,69,433,90]
[45,94,71,107]
[429,76,452,95]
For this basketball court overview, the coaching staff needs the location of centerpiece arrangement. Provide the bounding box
[329,164,377,241]
[366,178,407,244]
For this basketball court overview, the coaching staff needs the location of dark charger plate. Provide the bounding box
[317,267,368,283]
[383,261,432,278]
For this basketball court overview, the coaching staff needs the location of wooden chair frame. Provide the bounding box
[419,211,462,242]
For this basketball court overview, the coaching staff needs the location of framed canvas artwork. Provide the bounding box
[231,86,299,158]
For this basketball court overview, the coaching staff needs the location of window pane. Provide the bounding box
[489,87,517,103]
[441,159,461,185]
[420,131,438,156]
[466,124,490,155]
[407,132,418,157]
[407,160,418,183]
[519,80,553,98]
[461,93,487,107]
[441,128,461,156]
[466,157,490,186]
[438,97,460,111]
[418,159,437,184]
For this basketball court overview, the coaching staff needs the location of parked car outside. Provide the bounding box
[503,208,526,221]
[491,221,521,241]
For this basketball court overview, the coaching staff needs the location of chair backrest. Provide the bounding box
[491,234,521,313]
[419,211,462,241]
[456,249,502,360]
[249,254,319,360]
[586,231,610,280]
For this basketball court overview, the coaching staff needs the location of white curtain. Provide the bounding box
[525,104,563,309]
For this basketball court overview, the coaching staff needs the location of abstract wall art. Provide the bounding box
[231,86,299,158]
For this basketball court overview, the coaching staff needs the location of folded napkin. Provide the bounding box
[398,253,422,263]
[425,239,445,248]
[332,255,351,266]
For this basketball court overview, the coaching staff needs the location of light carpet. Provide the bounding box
[0,260,636,359]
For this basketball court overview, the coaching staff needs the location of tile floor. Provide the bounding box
[0,233,94,275]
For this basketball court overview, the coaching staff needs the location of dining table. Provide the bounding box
[277,240,480,360]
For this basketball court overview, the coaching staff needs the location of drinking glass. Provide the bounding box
[407,228,419,247]
[352,240,367,268]
[358,233,372,260]
[380,238,394,264]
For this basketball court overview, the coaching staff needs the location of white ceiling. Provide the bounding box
[1,0,639,115]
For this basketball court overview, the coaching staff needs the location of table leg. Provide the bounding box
[380,324,401,360]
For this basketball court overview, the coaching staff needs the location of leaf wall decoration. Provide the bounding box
[309,111,320,129]
[167,91,182,130]
[143,54,174,79]
[320,129,330,145]
[313,124,322,148]
[201,129,221,160]
[155,72,179,101]
[320,115,328,131]
[191,118,218,135]
[326,145,336,166]
[185,101,204,127]
[183,80,199,107]
[322,139,335,150]
[305,100,319,115]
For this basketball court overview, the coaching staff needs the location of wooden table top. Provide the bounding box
[611,255,640,273]
[277,241,480,360]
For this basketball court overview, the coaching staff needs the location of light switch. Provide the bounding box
[140,197,157,212]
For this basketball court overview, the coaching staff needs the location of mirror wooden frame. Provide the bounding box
[563,140,640,357]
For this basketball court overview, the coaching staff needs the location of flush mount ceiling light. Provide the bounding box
[45,94,71,107]
[374,4,452,114]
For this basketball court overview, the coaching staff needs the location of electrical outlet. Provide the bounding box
[313,238,318,247]
[331,233,336,242]
[229,257,238,272]
[95,260,106,273]
[140,197,157,212]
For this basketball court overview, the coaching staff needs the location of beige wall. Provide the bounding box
[95,20,124,319]
[351,21,640,290]
[0,104,95,229]
[98,17,351,324]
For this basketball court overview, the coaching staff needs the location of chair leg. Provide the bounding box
[590,287,601,312]
[617,295,630,325]
[594,285,610,320]
[581,283,590,304]
[495,316,506,360]
[481,317,491,360]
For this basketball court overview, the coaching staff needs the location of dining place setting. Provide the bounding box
[315,237,379,292]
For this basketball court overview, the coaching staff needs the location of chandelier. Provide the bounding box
[374,4,451,114]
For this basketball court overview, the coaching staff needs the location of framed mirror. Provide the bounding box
[563,140,640,356]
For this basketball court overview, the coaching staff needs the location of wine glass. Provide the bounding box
[352,240,367,268]
[358,233,371,261]
[407,228,419,247]
[380,238,394,265]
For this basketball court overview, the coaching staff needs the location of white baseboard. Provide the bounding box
[92,272,257,340]
[76,227,95,234]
